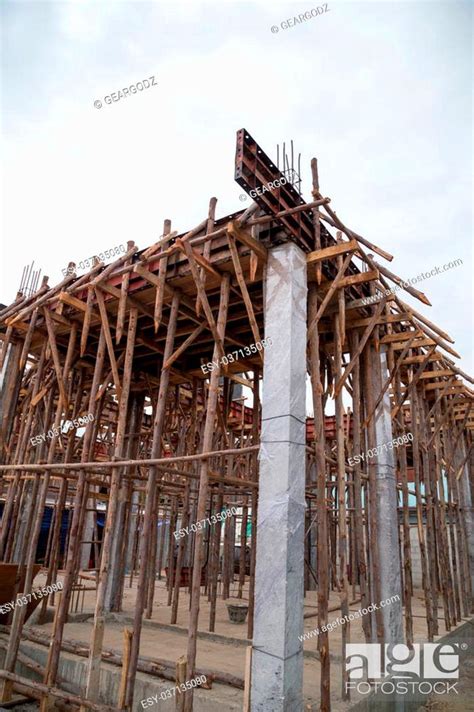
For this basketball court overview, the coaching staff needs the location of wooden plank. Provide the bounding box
[307,239,359,265]
[31,386,48,407]
[343,312,411,329]
[48,311,71,328]
[402,353,445,364]
[423,381,462,391]
[58,292,87,313]
[419,370,455,380]
[381,330,423,344]
[392,338,437,350]
[5,320,30,333]
[227,221,268,261]
[332,270,379,289]
[133,263,160,288]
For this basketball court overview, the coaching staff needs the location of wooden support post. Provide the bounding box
[82,308,138,709]
[308,286,330,711]
[184,274,230,712]
[125,291,181,709]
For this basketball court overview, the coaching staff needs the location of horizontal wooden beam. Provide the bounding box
[401,353,444,364]
[319,270,379,295]
[418,370,454,380]
[58,292,88,312]
[306,239,358,265]
[392,338,437,350]
[423,380,458,391]
[319,312,412,333]
[381,330,423,344]
[227,221,267,261]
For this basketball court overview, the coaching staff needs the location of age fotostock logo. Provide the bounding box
[345,643,461,696]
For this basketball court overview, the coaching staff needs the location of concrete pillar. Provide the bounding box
[373,345,403,643]
[251,242,307,712]
[12,485,33,563]
[79,506,95,570]
[456,437,474,601]
[125,491,140,572]
[104,394,144,610]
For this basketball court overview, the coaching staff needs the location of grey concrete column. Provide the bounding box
[251,242,307,712]
[125,491,140,572]
[373,345,403,643]
[80,504,95,570]
[105,394,144,610]
[456,438,474,600]
[12,484,33,563]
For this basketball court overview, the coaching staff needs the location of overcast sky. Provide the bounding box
[1,0,472,375]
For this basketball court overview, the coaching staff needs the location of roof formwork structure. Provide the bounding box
[0,129,472,711]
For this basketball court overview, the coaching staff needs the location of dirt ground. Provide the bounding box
[420,622,474,712]
[25,571,474,710]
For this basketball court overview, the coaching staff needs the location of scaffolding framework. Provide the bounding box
[0,129,473,711]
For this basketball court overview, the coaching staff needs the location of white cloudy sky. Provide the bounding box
[1,0,472,375]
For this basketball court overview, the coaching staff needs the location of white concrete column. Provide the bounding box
[374,345,403,643]
[456,438,474,601]
[79,506,95,570]
[251,242,307,712]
